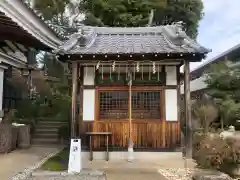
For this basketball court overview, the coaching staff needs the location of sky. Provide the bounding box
[191,0,240,70]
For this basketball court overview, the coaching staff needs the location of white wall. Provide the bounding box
[83,89,95,121]
[83,67,95,85]
[165,89,178,121]
[83,67,95,121]
[166,66,177,85]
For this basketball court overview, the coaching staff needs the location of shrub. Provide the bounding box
[193,130,207,159]
[58,125,70,141]
[194,135,240,175]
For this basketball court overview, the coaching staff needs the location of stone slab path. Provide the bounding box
[28,174,106,180]
[105,168,167,180]
[27,169,166,180]
[0,146,62,180]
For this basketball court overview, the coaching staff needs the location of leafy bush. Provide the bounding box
[194,135,240,175]
[58,125,70,141]
[193,130,207,159]
[192,98,219,132]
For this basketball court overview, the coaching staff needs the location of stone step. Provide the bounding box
[37,121,68,126]
[35,128,59,134]
[38,120,68,123]
[36,124,64,129]
[33,133,59,139]
[31,138,59,145]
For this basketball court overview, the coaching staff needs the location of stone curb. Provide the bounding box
[10,147,65,180]
[31,169,105,177]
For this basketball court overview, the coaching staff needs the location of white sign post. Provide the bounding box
[68,139,82,173]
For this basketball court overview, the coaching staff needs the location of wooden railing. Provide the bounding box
[82,120,180,150]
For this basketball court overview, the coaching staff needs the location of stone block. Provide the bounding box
[17,125,31,149]
[192,170,233,180]
[0,124,18,153]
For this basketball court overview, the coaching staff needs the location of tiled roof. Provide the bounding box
[55,22,210,55]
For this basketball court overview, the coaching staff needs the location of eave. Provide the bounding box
[57,52,205,63]
[0,0,62,50]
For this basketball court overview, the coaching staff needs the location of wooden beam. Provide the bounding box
[5,40,19,52]
[184,60,192,159]
[15,43,28,52]
[58,54,203,62]
[71,62,78,138]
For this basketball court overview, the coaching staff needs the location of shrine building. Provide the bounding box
[55,23,210,153]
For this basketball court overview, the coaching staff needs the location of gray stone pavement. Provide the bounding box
[0,146,63,180]
[105,168,167,180]
[29,156,194,180]
[3,148,195,180]
[28,169,167,180]
[28,171,106,180]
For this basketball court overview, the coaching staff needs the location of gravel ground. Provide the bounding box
[158,168,195,180]
[158,168,240,180]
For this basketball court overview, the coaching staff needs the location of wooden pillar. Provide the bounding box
[71,62,78,138]
[176,65,181,149]
[184,60,192,159]
[27,69,32,99]
[78,65,84,136]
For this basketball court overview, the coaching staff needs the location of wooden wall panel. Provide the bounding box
[83,120,180,150]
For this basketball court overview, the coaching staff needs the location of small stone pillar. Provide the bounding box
[220,125,235,139]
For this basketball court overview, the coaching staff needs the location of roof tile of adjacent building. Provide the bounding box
[56,22,210,55]
[191,43,240,75]
[0,0,62,49]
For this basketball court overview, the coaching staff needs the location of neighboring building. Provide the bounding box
[181,44,240,98]
[55,24,209,152]
[0,0,61,113]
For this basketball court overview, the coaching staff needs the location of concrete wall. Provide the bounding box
[180,76,207,94]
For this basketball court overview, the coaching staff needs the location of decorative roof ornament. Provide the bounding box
[161,21,187,46]
[68,0,83,29]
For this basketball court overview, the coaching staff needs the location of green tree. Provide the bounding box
[153,0,204,38]
[39,53,72,121]
[80,0,167,27]
[204,62,240,129]
[32,0,203,38]
[33,0,70,24]
[191,96,218,132]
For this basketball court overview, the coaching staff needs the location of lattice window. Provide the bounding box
[99,91,128,120]
[99,90,162,120]
[132,91,161,120]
